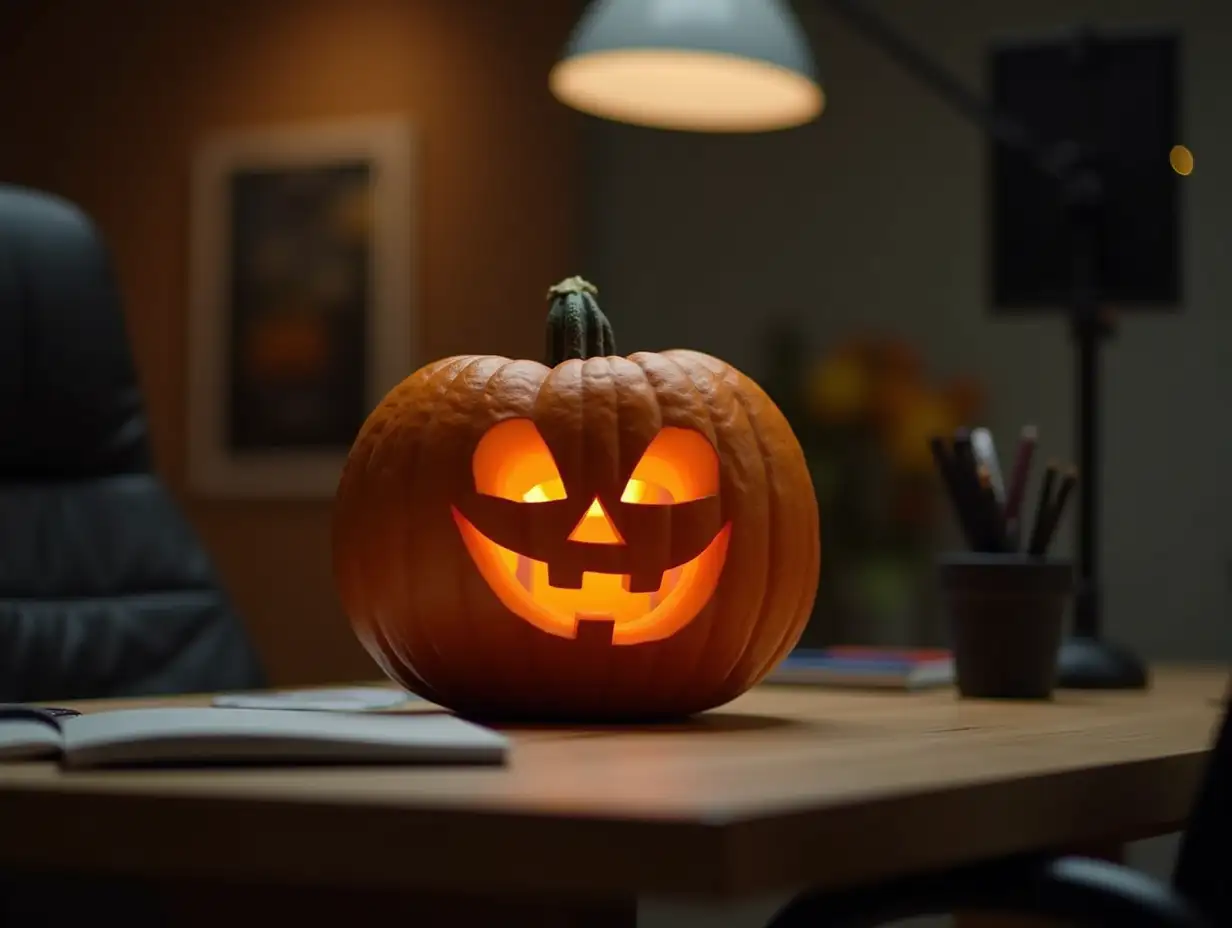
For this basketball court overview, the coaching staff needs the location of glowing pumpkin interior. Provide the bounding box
[452,419,730,644]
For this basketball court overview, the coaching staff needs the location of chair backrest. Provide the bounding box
[0,184,264,700]
[1172,681,1232,923]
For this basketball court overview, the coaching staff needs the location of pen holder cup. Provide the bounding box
[938,554,1074,700]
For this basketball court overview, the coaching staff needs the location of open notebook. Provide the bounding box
[0,707,508,769]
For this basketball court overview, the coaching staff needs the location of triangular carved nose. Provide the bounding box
[567,497,624,545]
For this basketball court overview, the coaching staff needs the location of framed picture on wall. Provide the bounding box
[187,117,415,498]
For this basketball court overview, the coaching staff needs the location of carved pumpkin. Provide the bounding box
[333,277,820,721]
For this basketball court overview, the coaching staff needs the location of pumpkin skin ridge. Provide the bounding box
[334,410,407,684]
[334,356,460,705]
[403,357,498,701]
[436,355,533,710]
[470,357,556,704]
[738,369,821,683]
[518,357,601,707]
[652,349,815,706]
[458,354,581,712]
[600,352,736,717]
[593,354,693,711]
[685,351,818,695]
[506,357,595,715]
[426,357,559,719]
[363,356,488,703]
[667,348,811,714]
[685,351,787,701]
[700,352,782,710]
[577,356,625,710]
[399,358,498,704]
[625,349,749,714]
[335,357,441,700]
[758,429,821,678]
[392,356,493,704]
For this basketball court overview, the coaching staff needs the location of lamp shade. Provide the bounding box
[550,0,824,132]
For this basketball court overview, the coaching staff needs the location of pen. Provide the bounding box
[976,463,1008,552]
[1003,425,1037,548]
[952,429,992,550]
[1035,466,1078,555]
[971,427,1006,507]
[929,436,980,549]
[1027,461,1060,557]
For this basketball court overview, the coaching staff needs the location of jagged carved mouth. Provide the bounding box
[453,420,730,645]
[452,508,730,646]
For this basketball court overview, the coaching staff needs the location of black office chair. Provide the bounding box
[766,689,1229,927]
[0,184,264,701]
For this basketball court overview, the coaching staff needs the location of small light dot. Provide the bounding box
[1170,145,1194,176]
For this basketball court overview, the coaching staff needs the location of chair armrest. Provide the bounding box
[766,854,1208,928]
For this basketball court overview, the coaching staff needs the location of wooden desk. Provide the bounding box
[0,665,1224,927]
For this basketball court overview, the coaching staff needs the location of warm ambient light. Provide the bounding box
[1170,144,1194,176]
[550,0,824,133]
[549,49,824,132]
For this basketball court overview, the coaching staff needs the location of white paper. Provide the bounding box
[0,719,63,761]
[59,707,507,769]
[211,687,415,712]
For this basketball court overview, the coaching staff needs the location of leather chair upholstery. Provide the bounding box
[0,184,264,700]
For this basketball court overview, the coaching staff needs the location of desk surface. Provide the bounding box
[0,665,1223,899]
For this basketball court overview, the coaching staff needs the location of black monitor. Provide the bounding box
[988,30,1181,311]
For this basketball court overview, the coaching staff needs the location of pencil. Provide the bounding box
[952,429,991,550]
[1003,425,1037,524]
[1036,466,1078,555]
[971,427,1006,506]
[976,463,1008,552]
[1002,425,1038,551]
[929,436,980,549]
[1027,460,1060,556]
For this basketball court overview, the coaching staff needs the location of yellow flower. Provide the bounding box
[806,355,869,422]
[888,392,958,473]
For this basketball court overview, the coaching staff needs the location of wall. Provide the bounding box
[0,0,583,684]
[590,2,1229,925]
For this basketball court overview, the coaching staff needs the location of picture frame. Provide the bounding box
[187,117,415,498]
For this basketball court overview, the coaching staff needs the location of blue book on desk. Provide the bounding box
[765,647,955,690]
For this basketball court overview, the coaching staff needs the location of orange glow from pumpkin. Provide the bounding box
[564,495,624,544]
[456,419,728,644]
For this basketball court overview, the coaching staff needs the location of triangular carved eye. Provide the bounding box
[621,427,719,504]
[472,419,566,502]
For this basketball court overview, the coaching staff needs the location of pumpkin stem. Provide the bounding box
[545,276,615,365]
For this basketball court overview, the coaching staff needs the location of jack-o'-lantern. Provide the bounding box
[333,277,820,721]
